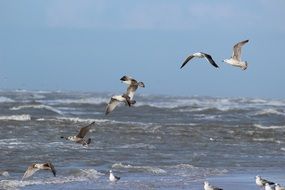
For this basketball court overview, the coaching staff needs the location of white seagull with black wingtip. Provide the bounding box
[180,52,219,69]
[109,170,120,182]
[61,121,95,145]
[120,75,145,100]
[22,162,56,180]
[223,39,249,70]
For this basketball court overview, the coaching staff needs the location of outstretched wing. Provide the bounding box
[126,85,138,100]
[105,98,120,115]
[22,165,39,180]
[45,162,56,177]
[232,39,249,61]
[180,55,194,69]
[76,122,94,138]
[203,53,219,68]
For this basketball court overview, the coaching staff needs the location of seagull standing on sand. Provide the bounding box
[223,39,249,70]
[61,121,95,145]
[180,52,219,69]
[120,75,145,100]
[22,162,56,180]
[256,175,275,187]
[109,170,120,182]
[204,181,223,190]
[105,94,135,115]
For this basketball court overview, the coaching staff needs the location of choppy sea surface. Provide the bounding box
[0,90,284,190]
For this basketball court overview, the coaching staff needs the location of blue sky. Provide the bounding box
[0,0,285,98]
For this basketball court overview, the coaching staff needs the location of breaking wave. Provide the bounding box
[112,163,166,174]
[43,97,108,105]
[10,105,63,115]
[117,143,156,149]
[254,108,285,116]
[253,124,285,129]
[0,96,14,103]
[0,114,31,121]
[0,169,103,190]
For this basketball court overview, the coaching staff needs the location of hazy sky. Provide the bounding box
[0,0,285,98]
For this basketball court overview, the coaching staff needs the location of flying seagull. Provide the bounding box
[109,170,120,182]
[22,162,56,180]
[105,94,135,115]
[204,181,223,190]
[255,175,275,187]
[61,121,95,145]
[180,52,219,69]
[223,39,249,70]
[120,75,145,100]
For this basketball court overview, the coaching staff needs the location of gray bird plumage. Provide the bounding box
[60,122,94,145]
[120,75,145,100]
[223,39,249,70]
[22,162,56,180]
[105,94,134,115]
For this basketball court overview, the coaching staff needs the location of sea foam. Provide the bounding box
[112,163,166,174]
[0,114,31,121]
[10,105,63,115]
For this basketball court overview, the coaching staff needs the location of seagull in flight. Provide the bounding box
[22,162,56,180]
[223,39,249,70]
[61,122,95,145]
[105,94,135,115]
[120,75,145,100]
[180,52,219,69]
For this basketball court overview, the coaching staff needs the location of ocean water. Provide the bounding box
[0,90,285,190]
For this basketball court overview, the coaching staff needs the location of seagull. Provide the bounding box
[204,181,223,190]
[180,52,219,69]
[265,183,275,190]
[256,176,275,187]
[109,170,120,182]
[223,39,249,70]
[105,94,135,115]
[61,121,95,145]
[120,75,145,100]
[22,162,56,180]
[275,183,285,190]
